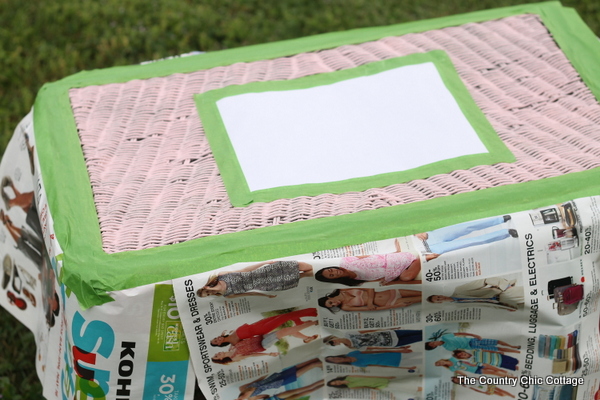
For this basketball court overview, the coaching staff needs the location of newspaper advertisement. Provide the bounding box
[41,279,197,400]
[174,196,600,400]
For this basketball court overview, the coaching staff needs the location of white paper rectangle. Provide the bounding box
[217,62,488,191]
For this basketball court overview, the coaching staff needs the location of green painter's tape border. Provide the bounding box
[195,50,514,206]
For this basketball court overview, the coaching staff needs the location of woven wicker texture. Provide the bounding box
[69,14,600,253]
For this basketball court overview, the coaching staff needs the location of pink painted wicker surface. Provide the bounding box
[69,14,600,253]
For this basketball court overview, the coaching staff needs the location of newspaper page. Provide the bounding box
[39,278,198,400]
[174,196,600,400]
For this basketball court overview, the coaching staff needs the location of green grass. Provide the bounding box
[0,0,599,398]
[0,309,41,399]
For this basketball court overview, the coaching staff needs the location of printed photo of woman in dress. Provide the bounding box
[315,252,432,286]
[318,288,421,313]
[323,329,422,350]
[236,358,322,400]
[314,241,430,286]
[325,348,419,370]
[211,321,318,364]
[210,308,318,347]
[211,335,280,365]
[197,261,313,298]
[425,331,520,353]
[327,375,422,395]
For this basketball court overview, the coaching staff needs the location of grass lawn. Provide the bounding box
[1,0,598,398]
